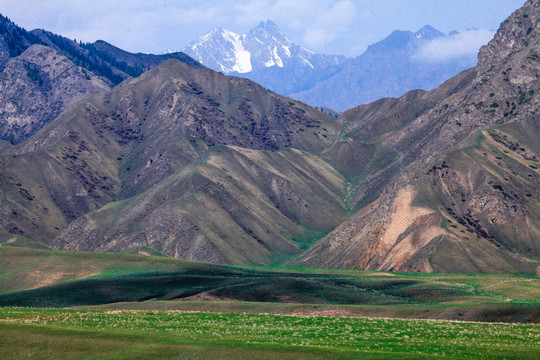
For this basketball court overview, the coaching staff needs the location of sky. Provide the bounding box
[0,0,526,58]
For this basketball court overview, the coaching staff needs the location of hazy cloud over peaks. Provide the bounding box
[413,28,495,63]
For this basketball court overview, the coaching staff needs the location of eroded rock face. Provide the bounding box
[477,0,540,72]
[297,185,447,272]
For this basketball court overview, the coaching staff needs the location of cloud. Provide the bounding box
[302,1,357,49]
[303,28,335,49]
[413,28,495,63]
[0,0,518,57]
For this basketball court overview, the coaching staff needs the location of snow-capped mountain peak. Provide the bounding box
[182,20,336,75]
[243,20,293,69]
[184,27,251,73]
[248,20,291,45]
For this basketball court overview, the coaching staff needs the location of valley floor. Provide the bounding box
[1,307,538,359]
[1,246,538,359]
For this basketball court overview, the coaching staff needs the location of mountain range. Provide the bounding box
[0,0,539,275]
[182,20,346,100]
[0,14,202,144]
[183,21,478,111]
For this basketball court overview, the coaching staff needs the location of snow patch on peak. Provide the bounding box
[182,27,253,73]
[221,29,252,73]
[299,56,314,69]
[282,44,291,58]
[272,46,283,67]
[263,46,284,67]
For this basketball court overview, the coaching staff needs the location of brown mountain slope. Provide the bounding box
[52,146,347,265]
[0,139,11,152]
[321,68,475,180]
[0,59,344,264]
[0,45,110,143]
[293,0,540,273]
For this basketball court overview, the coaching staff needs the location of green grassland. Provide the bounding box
[0,245,539,323]
[1,242,539,358]
[0,307,538,359]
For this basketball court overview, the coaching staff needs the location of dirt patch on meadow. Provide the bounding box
[175,292,237,302]
[16,263,100,290]
[288,307,357,318]
[369,272,396,276]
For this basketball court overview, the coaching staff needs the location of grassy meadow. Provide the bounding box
[1,307,539,359]
[0,244,539,358]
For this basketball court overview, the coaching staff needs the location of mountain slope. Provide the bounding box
[0,44,110,143]
[293,0,540,273]
[0,14,201,144]
[0,59,344,265]
[52,145,347,265]
[31,29,203,86]
[0,14,42,68]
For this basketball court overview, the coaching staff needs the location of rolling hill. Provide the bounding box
[0,245,538,324]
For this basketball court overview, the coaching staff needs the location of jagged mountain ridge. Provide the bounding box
[0,14,201,86]
[183,20,344,74]
[183,21,479,111]
[31,28,203,86]
[183,21,346,97]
